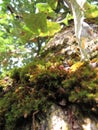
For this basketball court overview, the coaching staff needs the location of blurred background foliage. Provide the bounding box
[0,0,98,73]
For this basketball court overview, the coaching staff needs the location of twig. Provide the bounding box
[32,110,39,130]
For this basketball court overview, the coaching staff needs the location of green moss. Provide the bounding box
[0,58,98,129]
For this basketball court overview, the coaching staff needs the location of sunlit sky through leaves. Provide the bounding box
[0,0,2,3]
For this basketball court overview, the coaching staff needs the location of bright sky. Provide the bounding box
[0,0,2,3]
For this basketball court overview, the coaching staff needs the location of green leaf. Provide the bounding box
[40,20,61,37]
[23,12,47,35]
[21,13,61,41]
[19,25,34,43]
[84,2,98,18]
[59,13,73,26]
[36,3,56,18]
[46,0,58,10]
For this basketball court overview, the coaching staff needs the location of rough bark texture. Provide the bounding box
[14,104,98,130]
